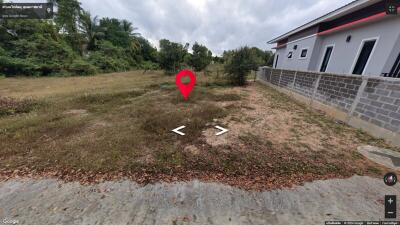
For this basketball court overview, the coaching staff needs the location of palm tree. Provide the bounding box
[121,20,140,37]
[79,10,103,51]
[121,20,141,52]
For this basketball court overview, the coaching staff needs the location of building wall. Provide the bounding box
[273,48,286,69]
[273,35,318,71]
[273,16,400,77]
[314,16,400,76]
[257,67,400,147]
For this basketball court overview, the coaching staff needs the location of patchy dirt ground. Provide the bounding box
[1,72,399,224]
[0,72,397,191]
[0,176,396,225]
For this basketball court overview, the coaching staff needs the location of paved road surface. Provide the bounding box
[0,176,397,225]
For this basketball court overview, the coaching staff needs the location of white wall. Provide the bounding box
[272,36,318,71]
[273,48,286,69]
[283,36,318,71]
[314,16,400,76]
[273,16,400,77]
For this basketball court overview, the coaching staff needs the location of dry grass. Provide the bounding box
[0,70,395,190]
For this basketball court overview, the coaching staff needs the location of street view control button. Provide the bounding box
[384,173,398,186]
[385,195,397,219]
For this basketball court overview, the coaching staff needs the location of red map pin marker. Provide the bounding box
[176,69,196,100]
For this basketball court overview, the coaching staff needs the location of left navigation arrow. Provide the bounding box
[172,126,186,136]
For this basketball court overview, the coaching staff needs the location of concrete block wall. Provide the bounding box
[292,71,319,98]
[270,69,281,86]
[315,75,362,113]
[257,66,400,147]
[353,79,400,133]
[277,70,295,87]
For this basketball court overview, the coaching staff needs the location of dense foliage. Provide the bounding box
[0,0,158,76]
[223,48,274,67]
[0,0,273,78]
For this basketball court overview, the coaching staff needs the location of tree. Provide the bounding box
[121,19,141,52]
[249,47,274,67]
[121,20,140,37]
[98,18,128,48]
[266,52,275,67]
[0,19,75,76]
[222,50,235,64]
[0,0,160,76]
[52,0,83,54]
[213,56,223,64]
[137,37,158,62]
[97,18,140,49]
[224,47,258,86]
[158,39,189,74]
[189,42,212,71]
[79,10,101,51]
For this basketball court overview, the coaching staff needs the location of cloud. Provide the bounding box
[5,0,355,55]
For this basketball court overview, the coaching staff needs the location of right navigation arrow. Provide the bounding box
[215,126,228,136]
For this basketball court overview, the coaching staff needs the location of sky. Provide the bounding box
[5,0,355,55]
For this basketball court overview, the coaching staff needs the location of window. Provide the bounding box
[346,35,352,43]
[300,49,308,59]
[352,39,377,75]
[275,55,279,68]
[320,46,333,72]
[287,51,293,59]
[388,51,400,78]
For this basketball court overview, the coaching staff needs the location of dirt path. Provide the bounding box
[0,176,396,225]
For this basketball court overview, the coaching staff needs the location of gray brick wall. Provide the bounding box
[270,69,281,86]
[353,79,400,133]
[257,67,400,137]
[279,70,296,88]
[292,71,319,98]
[315,74,362,112]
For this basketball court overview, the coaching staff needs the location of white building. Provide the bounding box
[268,0,400,78]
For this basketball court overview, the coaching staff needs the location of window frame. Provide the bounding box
[299,48,309,60]
[349,37,380,75]
[318,44,335,73]
[287,51,293,59]
[274,54,279,68]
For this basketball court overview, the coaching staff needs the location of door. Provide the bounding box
[352,40,377,75]
[320,46,333,72]
[275,55,279,68]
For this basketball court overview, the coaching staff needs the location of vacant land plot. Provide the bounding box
[0,71,395,190]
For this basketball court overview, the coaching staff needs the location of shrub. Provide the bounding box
[10,35,75,75]
[140,61,160,71]
[88,52,130,72]
[88,40,132,72]
[68,59,97,75]
[0,97,39,116]
[0,55,40,76]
